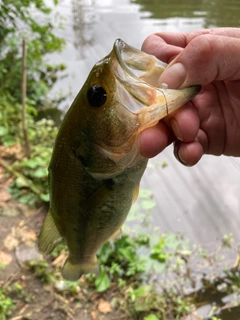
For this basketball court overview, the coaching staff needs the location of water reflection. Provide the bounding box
[71,0,95,58]
[50,0,240,101]
[49,0,206,103]
[131,0,240,28]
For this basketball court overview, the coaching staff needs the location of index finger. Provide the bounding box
[142,28,240,62]
[141,33,183,63]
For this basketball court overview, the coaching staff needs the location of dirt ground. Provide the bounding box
[0,167,128,320]
[2,156,240,320]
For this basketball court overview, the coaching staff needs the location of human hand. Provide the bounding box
[139,28,240,166]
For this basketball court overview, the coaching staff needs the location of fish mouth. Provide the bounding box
[113,38,167,87]
[111,39,201,129]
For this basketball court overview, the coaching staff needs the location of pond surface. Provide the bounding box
[47,0,240,245]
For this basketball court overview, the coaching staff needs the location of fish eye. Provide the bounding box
[87,85,107,107]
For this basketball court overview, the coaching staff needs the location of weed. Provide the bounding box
[24,259,53,284]
[0,288,15,319]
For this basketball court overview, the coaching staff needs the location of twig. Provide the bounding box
[3,270,23,288]
[0,157,42,196]
[21,38,31,158]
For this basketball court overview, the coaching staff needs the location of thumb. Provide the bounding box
[158,34,240,88]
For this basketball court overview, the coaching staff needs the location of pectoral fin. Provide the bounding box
[38,209,62,254]
[86,179,118,212]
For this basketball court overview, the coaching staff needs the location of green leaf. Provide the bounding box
[95,266,110,292]
[20,159,39,169]
[18,193,37,206]
[119,247,134,262]
[40,193,50,202]
[165,233,180,250]
[144,315,159,320]
[133,285,151,297]
[126,203,142,222]
[3,135,16,145]
[0,126,8,136]
[141,199,156,210]
[15,176,29,188]
[32,167,48,178]
[139,188,153,198]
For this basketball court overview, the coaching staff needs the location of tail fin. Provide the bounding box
[61,258,99,281]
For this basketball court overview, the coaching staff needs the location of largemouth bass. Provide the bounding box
[38,39,200,281]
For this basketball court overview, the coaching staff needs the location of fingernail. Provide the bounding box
[178,146,189,166]
[174,144,188,165]
[170,119,183,141]
[159,62,186,89]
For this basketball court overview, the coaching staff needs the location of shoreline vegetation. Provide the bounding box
[1,1,240,319]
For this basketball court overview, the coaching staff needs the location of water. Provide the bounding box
[47,0,207,104]
[47,0,240,104]
[132,0,240,28]
[46,0,240,245]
